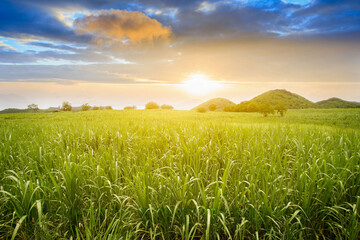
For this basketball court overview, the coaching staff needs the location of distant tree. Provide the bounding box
[161,104,174,110]
[92,106,99,110]
[223,105,235,112]
[145,101,159,110]
[61,101,72,111]
[99,106,105,110]
[274,103,287,117]
[209,104,217,111]
[237,101,249,112]
[197,107,207,113]
[234,101,246,112]
[27,104,39,112]
[258,103,274,117]
[81,103,91,111]
[105,106,113,110]
[124,106,136,110]
[247,102,259,112]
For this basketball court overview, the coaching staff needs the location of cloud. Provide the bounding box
[289,0,360,40]
[0,0,360,86]
[170,4,282,41]
[281,0,312,5]
[0,45,134,66]
[13,0,202,10]
[0,0,91,43]
[0,41,16,51]
[74,9,172,45]
[2,0,360,46]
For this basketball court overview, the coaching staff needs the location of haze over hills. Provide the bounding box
[192,98,235,111]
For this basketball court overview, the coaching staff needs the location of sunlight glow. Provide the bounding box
[181,74,224,95]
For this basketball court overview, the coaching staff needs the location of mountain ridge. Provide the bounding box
[195,89,360,110]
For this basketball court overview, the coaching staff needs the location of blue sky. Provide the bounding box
[0,0,359,109]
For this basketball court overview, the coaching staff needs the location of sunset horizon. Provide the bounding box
[1,0,360,110]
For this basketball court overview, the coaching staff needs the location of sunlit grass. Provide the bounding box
[0,109,359,239]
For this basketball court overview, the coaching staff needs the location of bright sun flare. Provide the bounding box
[181,74,223,95]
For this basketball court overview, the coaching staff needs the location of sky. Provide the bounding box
[0,0,359,109]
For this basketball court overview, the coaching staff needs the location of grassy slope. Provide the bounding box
[251,89,315,109]
[0,110,359,239]
[192,97,235,111]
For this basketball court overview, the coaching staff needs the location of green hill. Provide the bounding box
[251,89,315,109]
[192,98,235,111]
[315,97,360,108]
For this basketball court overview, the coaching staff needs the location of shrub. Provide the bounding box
[161,104,174,110]
[124,106,137,110]
[27,104,39,112]
[105,106,113,110]
[197,107,207,113]
[61,101,72,111]
[81,103,91,111]
[92,106,99,110]
[275,103,287,117]
[145,102,159,110]
[258,103,274,117]
[209,104,217,111]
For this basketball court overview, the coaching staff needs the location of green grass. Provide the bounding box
[0,109,359,239]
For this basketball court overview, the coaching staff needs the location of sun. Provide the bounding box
[181,74,223,95]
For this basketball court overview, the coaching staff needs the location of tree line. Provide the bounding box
[223,101,287,117]
[27,100,286,117]
[27,101,174,112]
[124,102,174,110]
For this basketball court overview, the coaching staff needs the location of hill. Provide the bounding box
[192,98,235,111]
[0,108,57,114]
[251,89,315,109]
[315,97,360,108]
[0,108,31,114]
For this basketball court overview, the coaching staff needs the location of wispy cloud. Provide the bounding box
[0,40,16,51]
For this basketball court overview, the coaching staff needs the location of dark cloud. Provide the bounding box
[10,0,202,10]
[290,0,360,39]
[170,5,281,40]
[27,42,86,52]
[1,0,360,45]
[0,0,91,43]
[171,0,360,41]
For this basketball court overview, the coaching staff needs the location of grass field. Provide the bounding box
[0,109,359,239]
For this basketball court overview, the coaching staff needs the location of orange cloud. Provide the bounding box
[74,9,172,44]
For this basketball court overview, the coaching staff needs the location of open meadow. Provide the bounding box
[0,109,359,239]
